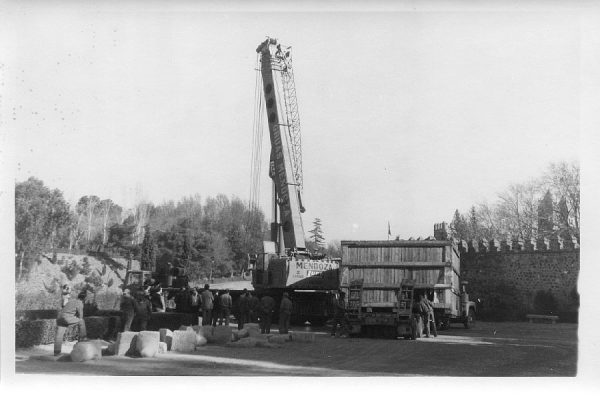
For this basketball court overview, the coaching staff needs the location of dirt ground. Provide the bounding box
[14,321,577,376]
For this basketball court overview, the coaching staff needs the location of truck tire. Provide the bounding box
[464,309,475,329]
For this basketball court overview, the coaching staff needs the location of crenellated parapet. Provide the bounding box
[457,234,580,256]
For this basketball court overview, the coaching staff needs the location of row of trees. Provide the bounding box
[15,177,267,280]
[449,161,580,242]
[15,177,341,282]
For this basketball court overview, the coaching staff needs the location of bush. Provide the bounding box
[62,259,83,280]
[533,290,558,315]
[15,319,57,347]
[81,257,91,276]
[473,282,525,321]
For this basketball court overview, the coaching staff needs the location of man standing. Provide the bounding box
[249,292,260,323]
[189,288,201,315]
[331,291,347,337]
[200,284,214,326]
[133,291,153,331]
[54,291,87,356]
[279,292,292,334]
[61,284,71,308]
[219,289,233,326]
[238,289,250,330]
[120,288,136,332]
[419,294,437,338]
[259,294,275,334]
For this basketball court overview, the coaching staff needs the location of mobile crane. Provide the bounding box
[247,38,339,323]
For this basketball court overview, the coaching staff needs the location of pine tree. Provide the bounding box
[449,210,469,240]
[537,190,554,238]
[468,206,479,239]
[308,218,325,250]
[140,225,157,271]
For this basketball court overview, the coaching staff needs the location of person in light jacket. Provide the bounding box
[54,291,87,356]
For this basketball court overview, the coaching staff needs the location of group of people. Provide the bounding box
[196,285,293,334]
[119,287,154,332]
[197,285,234,327]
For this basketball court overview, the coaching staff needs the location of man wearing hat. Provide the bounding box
[54,290,87,356]
[279,292,293,334]
[200,284,214,326]
[238,289,250,330]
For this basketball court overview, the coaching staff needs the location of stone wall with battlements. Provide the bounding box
[431,223,580,320]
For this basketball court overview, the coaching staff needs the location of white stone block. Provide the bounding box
[243,323,261,337]
[290,331,315,343]
[70,341,102,362]
[159,328,174,351]
[114,331,138,356]
[211,326,232,345]
[136,331,160,358]
[195,335,207,348]
[171,330,196,353]
[226,338,257,348]
[268,334,289,344]
[158,342,168,354]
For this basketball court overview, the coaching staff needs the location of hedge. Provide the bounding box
[15,315,122,348]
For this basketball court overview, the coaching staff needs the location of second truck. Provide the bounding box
[340,234,476,338]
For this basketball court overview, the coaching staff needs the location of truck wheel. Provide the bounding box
[464,309,475,329]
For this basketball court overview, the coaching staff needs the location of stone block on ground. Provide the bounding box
[202,325,214,337]
[243,323,261,337]
[113,331,138,356]
[232,328,249,341]
[70,340,102,362]
[268,334,289,344]
[210,326,232,345]
[258,341,282,348]
[158,341,168,354]
[191,325,212,338]
[195,334,207,348]
[159,328,174,351]
[226,338,258,348]
[179,325,195,332]
[290,331,315,343]
[171,330,196,353]
[136,331,160,358]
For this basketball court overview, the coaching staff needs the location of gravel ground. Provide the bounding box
[14,321,577,376]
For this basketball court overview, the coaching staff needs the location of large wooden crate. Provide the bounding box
[340,240,461,312]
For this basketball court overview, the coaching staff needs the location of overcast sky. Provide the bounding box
[1,2,591,242]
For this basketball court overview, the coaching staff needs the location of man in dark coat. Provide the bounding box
[259,295,276,334]
[218,289,233,326]
[212,290,221,326]
[278,292,293,334]
[120,288,136,332]
[200,284,214,326]
[238,289,250,330]
[133,291,153,331]
[249,292,260,323]
[331,291,347,337]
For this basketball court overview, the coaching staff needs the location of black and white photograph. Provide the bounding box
[1,0,599,390]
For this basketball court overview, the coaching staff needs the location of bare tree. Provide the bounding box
[542,161,580,239]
